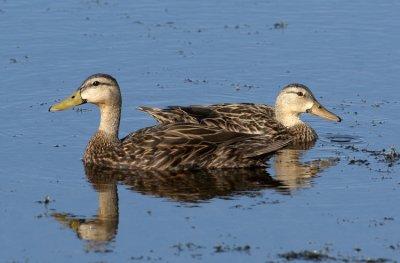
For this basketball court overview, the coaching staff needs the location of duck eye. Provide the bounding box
[92,81,100,86]
[297,92,304,96]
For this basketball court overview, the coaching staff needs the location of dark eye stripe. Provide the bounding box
[287,91,305,96]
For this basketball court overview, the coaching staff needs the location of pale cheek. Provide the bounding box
[291,98,312,112]
[285,97,302,110]
[82,90,106,104]
[303,101,314,111]
[283,97,296,107]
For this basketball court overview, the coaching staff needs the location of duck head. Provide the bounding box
[275,83,341,127]
[49,73,121,112]
[49,73,122,137]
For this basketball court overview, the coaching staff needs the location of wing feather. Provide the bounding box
[121,123,290,170]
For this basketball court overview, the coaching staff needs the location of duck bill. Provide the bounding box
[308,103,341,122]
[49,90,85,112]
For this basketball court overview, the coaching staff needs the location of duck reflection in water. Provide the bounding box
[51,144,338,250]
[273,141,339,189]
[52,176,119,252]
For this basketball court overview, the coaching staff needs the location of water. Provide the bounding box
[1,0,400,262]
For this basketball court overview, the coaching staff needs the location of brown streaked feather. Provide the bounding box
[83,123,291,170]
[288,123,318,142]
[137,106,199,124]
[139,103,317,143]
[241,138,292,158]
[139,104,287,136]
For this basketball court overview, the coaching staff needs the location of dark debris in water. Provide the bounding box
[345,146,400,167]
[171,242,204,255]
[348,158,370,166]
[36,195,53,205]
[278,249,393,262]
[130,254,163,261]
[231,83,260,91]
[8,55,29,64]
[74,107,92,113]
[369,217,395,227]
[279,250,335,261]
[53,144,66,148]
[388,243,400,251]
[184,78,208,84]
[356,259,393,263]
[273,21,288,29]
[213,244,251,254]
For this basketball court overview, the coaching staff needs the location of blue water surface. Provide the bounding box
[0,0,400,262]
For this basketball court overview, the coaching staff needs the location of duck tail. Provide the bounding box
[137,106,172,124]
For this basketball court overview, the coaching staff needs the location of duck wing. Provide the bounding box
[121,123,291,170]
[138,103,287,138]
[137,106,201,125]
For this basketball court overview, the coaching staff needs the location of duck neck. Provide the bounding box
[98,182,119,220]
[274,106,303,128]
[98,103,121,139]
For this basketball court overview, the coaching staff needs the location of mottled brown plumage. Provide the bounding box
[139,84,341,143]
[139,103,316,142]
[50,74,291,170]
[83,123,290,170]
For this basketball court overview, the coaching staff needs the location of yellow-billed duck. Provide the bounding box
[139,83,341,143]
[49,74,291,170]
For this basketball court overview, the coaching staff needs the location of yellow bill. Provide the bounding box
[49,90,85,112]
[308,102,341,122]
